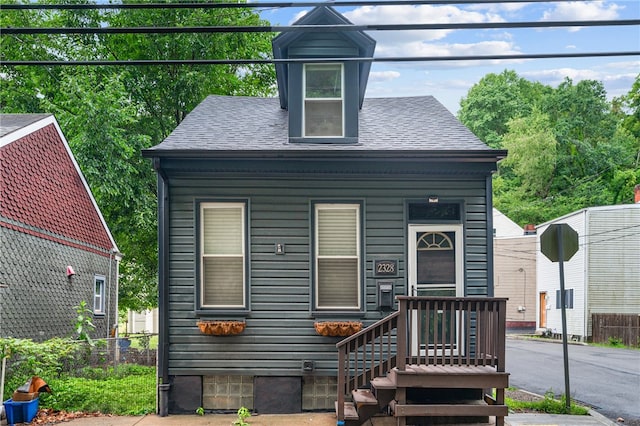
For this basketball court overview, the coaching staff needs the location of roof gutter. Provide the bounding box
[142,149,508,162]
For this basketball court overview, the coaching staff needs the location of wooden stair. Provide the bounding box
[337,365,509,426]
[335,298,509,426]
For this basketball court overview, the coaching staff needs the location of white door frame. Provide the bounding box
[408,224,465,356]
[408,224,464,297]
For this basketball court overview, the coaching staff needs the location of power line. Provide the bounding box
[5,20,638,35]
[0,0,613,10]
[493,223,640,257]
[3,51,638,66]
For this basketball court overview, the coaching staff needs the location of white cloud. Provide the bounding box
[540,1,622,31]
[541,1,621,20]
[520,63,638,99]
[598,60,640,73]
[345,5,504,24]
[466,2,530,15]
[289,10,308,25]
[374,40,525,69]
[344,5,505,43]
[369,70,401,82]
[522,67,601,83]
[338,5,531,69]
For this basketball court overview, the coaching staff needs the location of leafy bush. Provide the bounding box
[608,336,624,347]
[1,337,78,400]
[39,366,156,415]
[1,337,155,415]
[74,301,96,345]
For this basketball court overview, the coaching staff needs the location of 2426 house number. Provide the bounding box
[374,260,397,276]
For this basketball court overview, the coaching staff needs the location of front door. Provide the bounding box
[408,225,464,354]
[539,292,547,328]
[408,224,464,298]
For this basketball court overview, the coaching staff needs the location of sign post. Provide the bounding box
[540,223,579,411]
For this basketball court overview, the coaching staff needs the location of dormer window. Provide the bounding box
[272,5,375,143]
[304,64,344,137]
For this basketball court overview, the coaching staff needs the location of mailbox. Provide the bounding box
[378,281,394,310]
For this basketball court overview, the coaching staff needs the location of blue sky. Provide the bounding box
[260,1,639,114]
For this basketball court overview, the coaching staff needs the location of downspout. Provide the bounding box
[0,283,8,416]
[114,251,123,337]
[107,250,113,339]
[154,157,171,417]
[486,174,495,297]
[583,209,589,341]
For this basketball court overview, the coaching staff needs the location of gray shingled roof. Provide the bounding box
[0,114,52,138]
[145,95,496,154]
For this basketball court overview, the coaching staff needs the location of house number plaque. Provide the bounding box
[374,260,398,277]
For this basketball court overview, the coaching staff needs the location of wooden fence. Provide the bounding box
[591,313,640,347]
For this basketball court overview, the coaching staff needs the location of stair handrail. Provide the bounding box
[335,310,400,423]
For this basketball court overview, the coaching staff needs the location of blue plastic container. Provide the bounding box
[3,398,39,425]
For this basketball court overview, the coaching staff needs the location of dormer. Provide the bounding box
[272,6,376,144]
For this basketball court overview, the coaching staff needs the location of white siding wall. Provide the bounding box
[493,208,524,238]
[585,206,640,335]
[537,211,587,337]
[127,309,159,334]
[537,204,640,339]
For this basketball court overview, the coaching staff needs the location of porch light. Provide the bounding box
[428,195,438,203]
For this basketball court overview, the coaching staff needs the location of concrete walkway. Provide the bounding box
[45,410,617,426]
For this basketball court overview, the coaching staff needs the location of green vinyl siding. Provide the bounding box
[164,175,490,376]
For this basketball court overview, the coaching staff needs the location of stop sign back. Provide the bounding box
[540,223,579,262]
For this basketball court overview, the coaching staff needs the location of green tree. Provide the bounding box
[458,70,548,148]
[461,70,638,226]
[103,1,275,142]
[500,110,557,198]
[0,0,276,311]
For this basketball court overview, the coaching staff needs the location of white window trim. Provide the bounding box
[303,63,345,138]
[199,202,247,309]
[93,275,106,315]
[314,203,361,310]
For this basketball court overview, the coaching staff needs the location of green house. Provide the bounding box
[143,5,507,420]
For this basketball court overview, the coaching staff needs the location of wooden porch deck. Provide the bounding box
[336,297,509,426]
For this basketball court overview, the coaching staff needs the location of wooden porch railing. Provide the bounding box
[336,297,507,422]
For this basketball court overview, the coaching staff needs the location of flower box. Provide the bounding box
[197,320,245,336]
[314,321,362,337]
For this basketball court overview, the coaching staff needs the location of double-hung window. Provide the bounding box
[304,64,344,137]
[314,203,361,310]
[93,275,106,315]
[199,202,247,309]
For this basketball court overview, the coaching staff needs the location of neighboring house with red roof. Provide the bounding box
[0,114,121,341]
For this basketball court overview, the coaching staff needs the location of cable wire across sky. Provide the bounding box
[1,0,638,66]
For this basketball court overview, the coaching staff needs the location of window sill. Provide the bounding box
[312,310,364,319]
[289,137,359,144]
[195,309,249,319]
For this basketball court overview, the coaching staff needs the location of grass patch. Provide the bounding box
[125,334,158,350]
[39,365,155,415]
[506,390,590,415]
